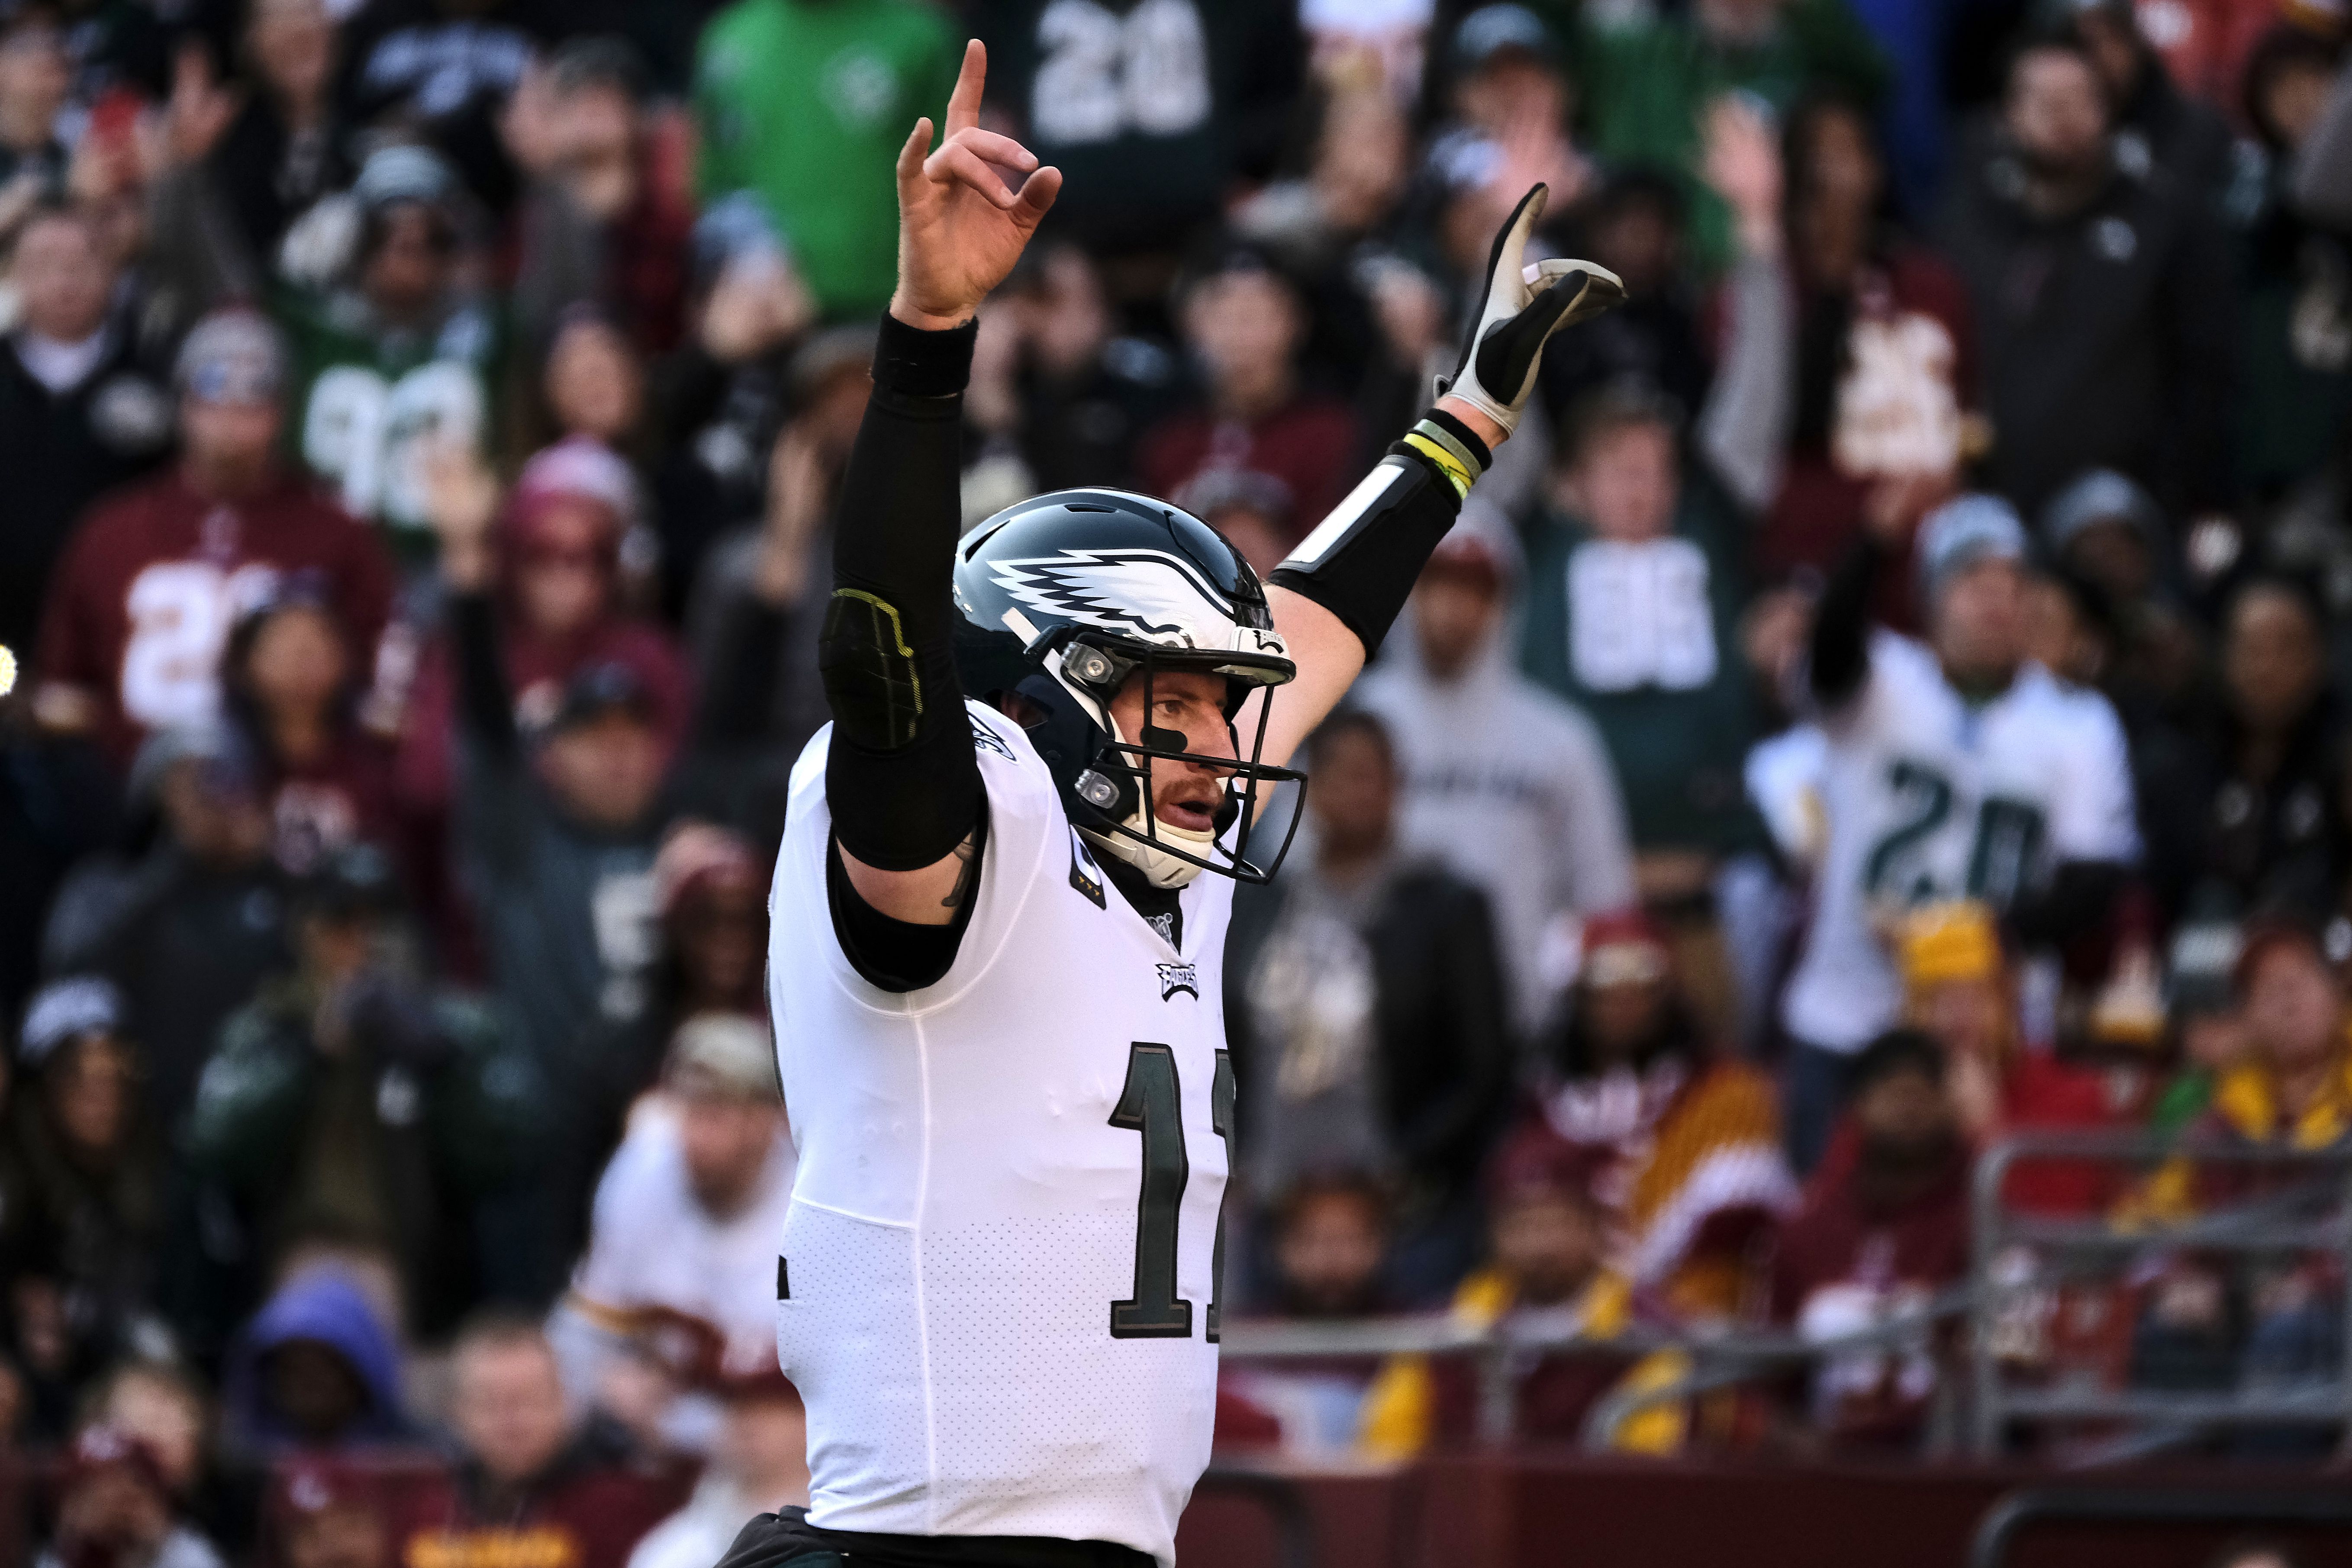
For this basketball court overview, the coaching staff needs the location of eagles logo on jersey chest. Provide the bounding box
[1155,961,1199,1001]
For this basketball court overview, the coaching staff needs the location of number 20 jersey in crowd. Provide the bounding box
[766,699,1234,1568]
[1781,630,2140,1053]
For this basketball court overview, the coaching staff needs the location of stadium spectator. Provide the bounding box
[1260,1173,1392,1322]
[193,0,351,271]
[2037,468,2207,736]
[645,194,816,623]
[1357,1122,1658,1455]
[89,1362,237,1554]
[692,0,957,321]
[32,308,395,771]
[184,848,538,1335]
[625,1374,807,1568]
[397,437,690,850]
[986,244,1179,495]
[2191,920,2352,1151]
[278,145,499,554]
[509,39,695,365]
[266,1458,396,1568]
[1532,910,1795,1317]
[534,312,648,461]
[43,726,290,1135]
[2063,0,2237,208]
[551,1016,793,1442]
[1769,1029,1969,1449]
[333,0,535,213]
[0,203,172,665]
[2138,576,2349,930]
[1778,494,2138,1171]
[402,1314,684,1568]
[1228,711,1512,1298]
[2236,25,2352,501]
[1353,510,1637,1032]
[1139,245,1363,544]
[3,980,161,1428]
[1754,93,1976,596]
[1893,901,2153,1211]
[1935,29,2238,520]
[220,1268,407,1455]
[970,0,1305,265]
[1578,0,1889,270]
[0,1,69,230]
[1517,381,1767,1029]
[222,592,400,879]
[37,1426,222,1568]
[1534,167,1711,433]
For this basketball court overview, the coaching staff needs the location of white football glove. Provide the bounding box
[1436,184,1624,438]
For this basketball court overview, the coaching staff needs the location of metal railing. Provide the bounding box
[1966,1131,2352,1458]
[1969,1487,2352,1568]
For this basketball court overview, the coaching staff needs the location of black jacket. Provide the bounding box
[1226,860,1513,1198]
[2136,695,2352,926]
[1937,140,2239,518]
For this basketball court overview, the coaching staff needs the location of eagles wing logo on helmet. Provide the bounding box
[990,549,1237,645]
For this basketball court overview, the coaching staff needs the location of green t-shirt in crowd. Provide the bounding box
[1516,475,1766,858]
[1579,0,1887,273]
[695,0,961,321]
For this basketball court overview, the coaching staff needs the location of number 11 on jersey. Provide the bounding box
[1108,1043,1234,1342]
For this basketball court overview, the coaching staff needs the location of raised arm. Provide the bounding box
[1257,185,1623,771]
[826,41,1059,929]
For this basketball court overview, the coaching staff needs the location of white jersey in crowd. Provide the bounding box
[1781,632,2139,1052]
[569,1100,799,1372]
[767,700,1234,1568]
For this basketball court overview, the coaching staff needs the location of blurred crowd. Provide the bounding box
[0,0,2346,1553]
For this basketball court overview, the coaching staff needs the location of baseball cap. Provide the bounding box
[19,975,125,1067]
[1899,900,2004,989]
[174,308,287,406]
[1578,908,1671,989]
[512,435,639,532]
[1917,493,2028,604]
[665,1013,779,1103]
[354,143,457,214]
[1455,4,1561,69]
[2042,468,2162,554]
[547,661,658,734]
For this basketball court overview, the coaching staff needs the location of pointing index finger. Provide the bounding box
[944,39,986,137]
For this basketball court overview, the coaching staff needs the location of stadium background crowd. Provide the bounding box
[0,0,2348,1557]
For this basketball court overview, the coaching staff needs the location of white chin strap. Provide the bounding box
[1082,817,1214,889]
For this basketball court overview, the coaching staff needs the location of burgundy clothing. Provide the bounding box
[264,728,401,876]
[393,1451,693,1568]
[1137,396,1363,546]
[1751,246,1977,622]
[38,470,395,768]
[1771,1135,1972,1321]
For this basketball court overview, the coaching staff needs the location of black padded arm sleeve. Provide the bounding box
[1266,409,1490,657]
[822,314,985,873]
[1808,535,1882,710]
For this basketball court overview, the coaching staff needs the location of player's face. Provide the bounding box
[1107,668,1234,838]
[1931,557,2025,686]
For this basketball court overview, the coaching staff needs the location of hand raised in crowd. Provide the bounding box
[752,422,834,607]
[1702,93,1784,262]
[891,40,1061,331]
[422,439,504,592]
[146,40,242,177]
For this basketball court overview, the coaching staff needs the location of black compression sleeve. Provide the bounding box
[822,314,985,872]
[1809,536,1882,708]
[1266,411,1489,656]
[826,807,988,992]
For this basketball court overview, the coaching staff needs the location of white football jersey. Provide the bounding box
[1781,634,2139,1052]
[766,700,1234,1568]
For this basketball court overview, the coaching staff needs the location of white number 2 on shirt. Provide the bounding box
[120,560,281,728]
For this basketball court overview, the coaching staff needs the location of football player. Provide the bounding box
[737,40,1621,1568]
